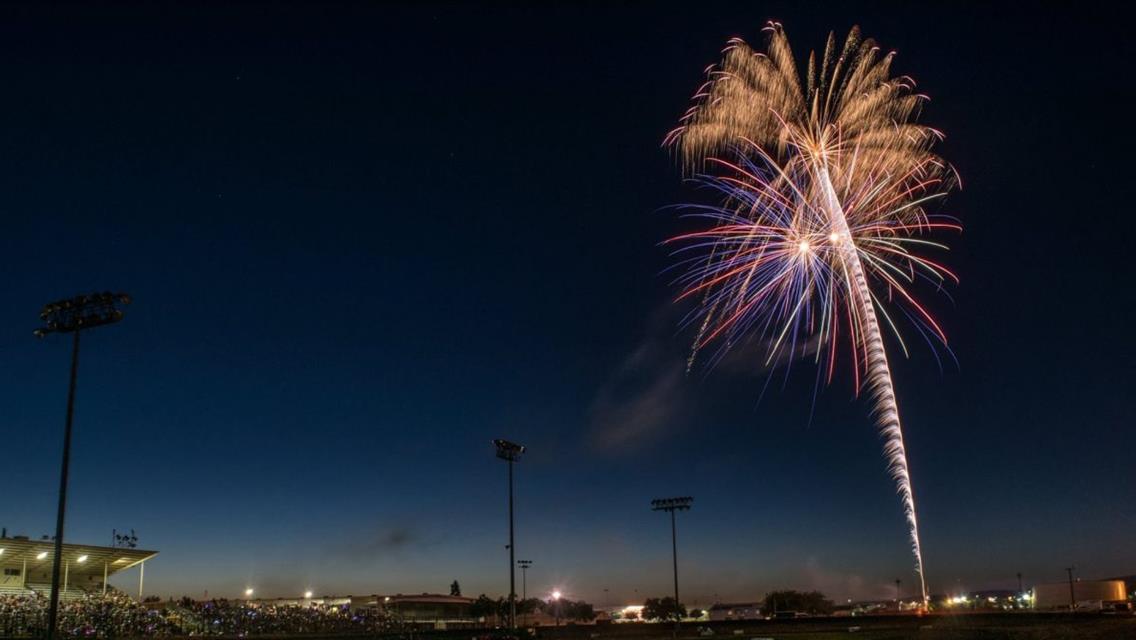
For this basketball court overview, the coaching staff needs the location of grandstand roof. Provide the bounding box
[0,536,156,577]
[384,594,474,605]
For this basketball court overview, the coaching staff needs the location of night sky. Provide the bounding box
[1,2,1132,604]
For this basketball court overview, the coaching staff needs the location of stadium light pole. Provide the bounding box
[651,496,692,638]
[494,439,524,629]
[517,560,533,627]
[517,559,532,601]
[1065,567,1075,611]
[36,292,129,640]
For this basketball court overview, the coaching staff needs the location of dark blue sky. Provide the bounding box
[1,2,1132,604]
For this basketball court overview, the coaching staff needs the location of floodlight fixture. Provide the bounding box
[34,292,130,338]
[494,439,525,461]
[650,496,693,512]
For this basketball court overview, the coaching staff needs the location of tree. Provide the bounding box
[469,594,498,620]
[536,598,596,622]
[642,597,686,622]
[565,600,596,622]
[517,598,542,615]
[762,590,834,616]
[688,608,705,620]
[450,580,462,596]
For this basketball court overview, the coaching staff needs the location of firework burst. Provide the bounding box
[665,22,960,604]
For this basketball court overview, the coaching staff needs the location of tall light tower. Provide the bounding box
[517,560,533,600]
[1065,566,1076,611]
[494,439,525,629]
[651,496,692,637]
[35,292,130,640]
[517,560,533,626]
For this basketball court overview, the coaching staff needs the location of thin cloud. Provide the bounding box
[589,305,826,451]
[323,527,434,563]
[588,310,691,450]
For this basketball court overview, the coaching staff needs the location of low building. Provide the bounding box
[1033,580,1128,611]
[379,593,475,622]
[707,602,763,621]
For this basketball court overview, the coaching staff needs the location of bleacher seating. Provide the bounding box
[25,582,90,601]
[0,583,32,595]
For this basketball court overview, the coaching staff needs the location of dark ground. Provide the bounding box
[535,614,1136,639]
[4,613,1135,640]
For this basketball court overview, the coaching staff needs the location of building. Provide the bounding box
[707,602,763,621]
[0,534,157,599]
[377,593,474,622]
[1033,580,1128,611]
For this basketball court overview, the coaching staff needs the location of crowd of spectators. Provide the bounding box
[0,592,395,637]
[184,598,392,636]
[1,591,177,637]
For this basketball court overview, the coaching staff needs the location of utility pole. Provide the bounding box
[1017,572,1023,594]
[895,579,901,609]
[494,440,525,629]
[1065,567,1076,612]
[36,292,130,640]
[651,497,692,638]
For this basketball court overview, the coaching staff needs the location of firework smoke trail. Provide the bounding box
[665,22,960,605]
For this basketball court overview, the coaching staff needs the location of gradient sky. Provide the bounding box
[1,2,1132,605]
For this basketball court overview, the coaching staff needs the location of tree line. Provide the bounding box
[466,590,835,624]
[468,595,596,622]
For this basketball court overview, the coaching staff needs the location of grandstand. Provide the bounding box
[0,534,156,599]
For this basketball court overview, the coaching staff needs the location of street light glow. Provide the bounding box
[245,588,254,597]
[551,590,562,600]
[37,552,48,560]
[304,590,313,599]
[77,555,88,563]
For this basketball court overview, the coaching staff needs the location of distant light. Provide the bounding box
[552,590,562,600]
[384,597,391,602]
[77,555,88,563]
[0,548,5,556]
[304,591,313,599]
[245,588,254,597]
[37,552,48,560]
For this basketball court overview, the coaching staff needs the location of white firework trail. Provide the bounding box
[818,165,928,604]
